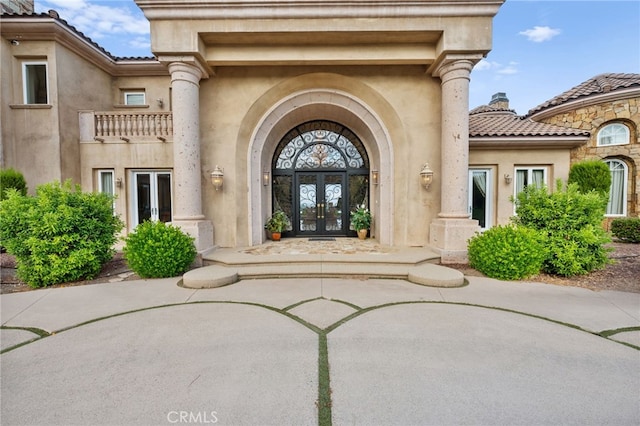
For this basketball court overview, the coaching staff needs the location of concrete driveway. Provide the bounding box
[2,276,639,425]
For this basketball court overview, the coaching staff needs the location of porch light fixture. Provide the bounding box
[504,173,513,184]
[263,170,270,186]
[420,163,434,190]
[371,170,379,185]
[210,165,224,191]
[116,177,123,188]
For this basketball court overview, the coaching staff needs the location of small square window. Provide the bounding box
[23,62,48,104]
[124,92,146,106]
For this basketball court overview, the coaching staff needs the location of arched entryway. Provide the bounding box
[271,120,370,237]
[246,84,398,246]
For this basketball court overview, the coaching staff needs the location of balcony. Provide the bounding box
[79,111,173,143]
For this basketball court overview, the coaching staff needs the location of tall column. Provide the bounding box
[166,60,213,253]
[429,58,479,263]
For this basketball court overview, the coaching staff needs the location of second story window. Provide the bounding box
[597,123,629,146]
[23,62,48,104]
[124,92,146,106]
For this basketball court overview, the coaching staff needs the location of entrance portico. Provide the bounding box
[136,0,504,262]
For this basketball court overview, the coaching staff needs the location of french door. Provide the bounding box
[132,171,172,227]
[296,172,346,235]
[468,169,492,231]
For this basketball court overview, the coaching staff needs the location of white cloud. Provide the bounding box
[518,26,561,42]
[473,59,518,76]
[497,61,519,75]
[37,1,149,41]
[129,36,151,50]
[473,59,498,71]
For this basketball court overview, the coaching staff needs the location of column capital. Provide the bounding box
[430,53,483,80]
[160,55,211,82]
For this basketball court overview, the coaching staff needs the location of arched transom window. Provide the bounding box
[598,123,630,146]
[274,121,369,171]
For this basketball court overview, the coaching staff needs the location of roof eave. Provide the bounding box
[1,16,168,76]
[469,136,589,150]
[528,87,640,120]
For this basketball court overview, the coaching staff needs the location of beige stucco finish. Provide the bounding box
[2,1,506,261]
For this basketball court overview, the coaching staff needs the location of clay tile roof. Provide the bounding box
[527,73,640,116]
[0,10,156,61]
[469,109,589,138]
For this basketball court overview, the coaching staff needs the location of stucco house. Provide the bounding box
[2,1,637,264]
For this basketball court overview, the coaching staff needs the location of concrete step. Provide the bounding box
[183,246,465,289]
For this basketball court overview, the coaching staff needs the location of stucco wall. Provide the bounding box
[199,65,442,247]
[2,40,61,193]
[55,43,113,185]
[469,149,571,226]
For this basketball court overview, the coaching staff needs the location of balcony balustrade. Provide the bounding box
[79,111,173,143]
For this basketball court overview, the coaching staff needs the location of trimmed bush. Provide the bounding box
[123,221,196,278]
[468,225,547,280]
[0,168,27,200]
[0,180,123,287]
[568,160,611,196]
[512,181,611,276]
[611,217,640,243]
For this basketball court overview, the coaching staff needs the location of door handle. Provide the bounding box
[320,203,325,219]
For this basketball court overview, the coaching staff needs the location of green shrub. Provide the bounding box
[0,168,27,200]
[568,160,611,196]
[123,221,196,278]
[611,217,640,243]
[512,181,611,276]
[0,180,123,287]
[468,225,547,280]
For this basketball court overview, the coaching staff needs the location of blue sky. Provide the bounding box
[36,0,640,115]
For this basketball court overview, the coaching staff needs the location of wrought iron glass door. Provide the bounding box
[296,172,346,235]
[272,121,370,238]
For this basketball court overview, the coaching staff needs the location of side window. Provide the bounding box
[124,91,146,106]
[598,123,629,146]
[513,167,547,212]
[98,170,116,211]
[515,167,546,197]
[605,159,628,217]
[22,62,48,104]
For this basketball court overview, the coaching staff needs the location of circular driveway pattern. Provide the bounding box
[1,303,318,426]
[2,296,639,425]
[329,303,640,425]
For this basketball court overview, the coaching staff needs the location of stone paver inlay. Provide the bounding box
[243,238,396,255]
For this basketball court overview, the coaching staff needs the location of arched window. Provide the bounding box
[605,159,628,216]
[598,123,629,146]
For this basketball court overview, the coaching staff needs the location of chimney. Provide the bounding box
[489,92,510,110]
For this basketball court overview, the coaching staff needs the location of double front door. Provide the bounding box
[296,172,346,235]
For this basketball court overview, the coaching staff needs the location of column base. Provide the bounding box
[171,219,215,254]
[429,218,479,264]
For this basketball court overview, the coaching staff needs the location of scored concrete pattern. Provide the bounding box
[1,276,639,425]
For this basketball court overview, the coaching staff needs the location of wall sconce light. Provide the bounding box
[116,177,123,188]
[157,98,164,108]
[10,40,20,46]
[504,173,513,184]
[371,170,379,185]
[420,163,434,190]
[263,170,270,186]
[210,165,224,191]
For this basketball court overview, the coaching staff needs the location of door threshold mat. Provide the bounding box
[308,237,336,241]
